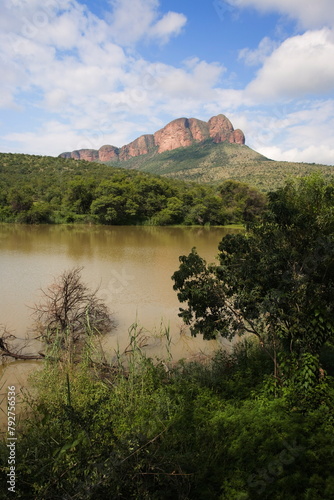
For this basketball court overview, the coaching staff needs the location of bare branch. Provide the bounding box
[31,267,114,352]
[0,327,44,360]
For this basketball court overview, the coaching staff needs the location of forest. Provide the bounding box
[0,153,265,226]
[1,174,334,499]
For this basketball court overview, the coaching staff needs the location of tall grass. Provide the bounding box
[1,335,334,499]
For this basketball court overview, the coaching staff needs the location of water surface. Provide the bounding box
[0,224,241,426]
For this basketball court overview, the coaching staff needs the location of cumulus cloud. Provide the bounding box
[107,0,187,45]
[228,0,334,29]
[3,121,86,156]
[245,29,334,101]
[0,0,221,154]
[238,100,334,165]
[1,116,158,156]
[0,0,190,119]
[258,144,334,165]
[150,11,187,42]
[156,59,225,99]
[238,37,278,66]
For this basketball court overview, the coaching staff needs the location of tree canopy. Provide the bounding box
[172,175,334,394]
[0,152,266,225]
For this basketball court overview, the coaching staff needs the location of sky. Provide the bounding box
[0,0,334,165]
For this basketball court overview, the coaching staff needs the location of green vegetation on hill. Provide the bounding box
[0,152,266,225]
[108,140,334,191]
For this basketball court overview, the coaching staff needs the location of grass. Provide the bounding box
[106,141,334,191]
[2,332,334,499]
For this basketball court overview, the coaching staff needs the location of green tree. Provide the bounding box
[17,202,52,224]
[8,186,34,215]
[64,178,96,214]
[172,175,334,391]
[151,196,184,225]
[219,179,267,223]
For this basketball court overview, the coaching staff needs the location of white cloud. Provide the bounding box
[245,29,334,101]
[0,0,191,121]
[107,0,186,46]
[229,0,334,29]
[2,118,149,156]
[236,100,334,165]
[150,11,187,42]
[238,37,278,66]
[0,0,223,155]
[258,145,334,165]
[156,60,225,99]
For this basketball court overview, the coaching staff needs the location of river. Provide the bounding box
[0,224,241,426]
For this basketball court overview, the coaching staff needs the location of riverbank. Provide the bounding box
[1,335,334,499]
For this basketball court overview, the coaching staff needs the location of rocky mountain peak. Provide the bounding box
[59,114,245,162]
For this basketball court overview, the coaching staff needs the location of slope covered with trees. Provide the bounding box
[0,153,266,225]
[107,140,334,191]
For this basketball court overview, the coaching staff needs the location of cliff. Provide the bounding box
[59,114,245,162]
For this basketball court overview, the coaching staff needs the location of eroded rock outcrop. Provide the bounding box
[98,145,119,162]
[59,114,245,162]
[119,134,156,160]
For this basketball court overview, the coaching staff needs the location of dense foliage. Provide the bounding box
[1,336,334,499]
[0,153,265,225]
[172,175,334,400]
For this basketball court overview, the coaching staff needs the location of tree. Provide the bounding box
[8,186,33,215]
[33,267,113,347]
[219,179,267,223]
[172,175,334,388]
[151,196,184,225]
[64,178,96,214]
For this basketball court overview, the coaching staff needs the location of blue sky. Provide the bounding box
[1,0,334,164]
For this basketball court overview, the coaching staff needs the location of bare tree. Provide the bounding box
[32,267,113,346]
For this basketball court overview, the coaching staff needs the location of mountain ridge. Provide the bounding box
[59,114,245,162]
[108,139,333,190]
[58,113,333,190]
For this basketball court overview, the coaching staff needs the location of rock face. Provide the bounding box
[98,145,119,162]
[208,115,233,143]
[60,149,99,161]
[119,134,156,161]
[59,114,245,162]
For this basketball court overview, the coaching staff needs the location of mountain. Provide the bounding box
[59,114,245,162]
[59,113,333,191]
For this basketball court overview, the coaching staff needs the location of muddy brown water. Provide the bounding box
[0,224,242,428]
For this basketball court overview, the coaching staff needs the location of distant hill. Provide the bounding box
[59,113,333,191]
[106,140,333,191]
[59,114,245,162]
[0,152,267,226]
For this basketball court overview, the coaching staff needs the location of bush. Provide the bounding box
[1,338,334,499]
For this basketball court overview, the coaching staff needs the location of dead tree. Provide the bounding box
[32,267,113,347]
[1,268,113,362]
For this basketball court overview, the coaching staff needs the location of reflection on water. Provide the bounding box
[0,224,242,423]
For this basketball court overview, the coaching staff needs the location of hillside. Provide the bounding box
[58,112,333,191]
[106,140,334,191]
[0,152,266,225]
